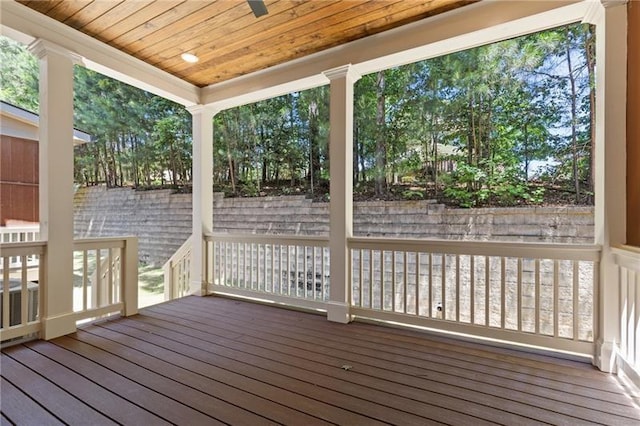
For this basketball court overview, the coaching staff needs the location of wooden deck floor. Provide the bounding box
[2,296,640,426]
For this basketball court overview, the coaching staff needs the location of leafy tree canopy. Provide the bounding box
[1,22,595,207]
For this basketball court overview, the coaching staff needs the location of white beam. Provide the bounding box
[201,0,588,108]
[0,0,199,107]
[325,65,360,323]
[188,105,217,296]
[588,0,628,373]
[29,39,78,339]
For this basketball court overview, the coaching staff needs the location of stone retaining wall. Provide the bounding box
[74,186,594,266]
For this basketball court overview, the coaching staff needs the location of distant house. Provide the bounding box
[0,101,90,225]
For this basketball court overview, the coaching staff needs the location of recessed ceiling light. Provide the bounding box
[181,53,199,63]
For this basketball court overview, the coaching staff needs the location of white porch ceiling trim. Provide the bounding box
[0,0,199,107]
[1,0,592,111]
[201,0,590,111]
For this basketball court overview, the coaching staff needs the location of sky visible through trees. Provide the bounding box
[0,22,594,207]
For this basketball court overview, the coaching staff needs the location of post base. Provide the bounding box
[189,280,208,297]
[595,339,616,373]
[41,313,76,340]
[327,302,353,324]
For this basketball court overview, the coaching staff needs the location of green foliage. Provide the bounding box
[0,21,595,207]
[444,163,546,207]
[238,181,260,197]
[0,37,38,111]
[401,189,424,201]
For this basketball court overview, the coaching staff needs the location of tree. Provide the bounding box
[0,36,38,111]
[1,22,596,207]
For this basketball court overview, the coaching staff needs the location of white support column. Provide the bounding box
[187,105,217,296]
[324,65,361,323]
[586,0,628,372]
[28,39,80,339]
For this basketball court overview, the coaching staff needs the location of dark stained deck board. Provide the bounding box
[96,315,493,425]
[145,298,640,425]
[137,305,583,425]
[0,376,63,426]
[0,354,117,425]
[177,297,635,407]
[2,295,639,426]
[1,413,14,426]
[187,296,627,389]
[189,296,609,380]
[56,333,334,426]
[78,325,385,426]
[1,344,171,425]
[22,342,217,425]
[25,339,258,426]
[160,297,630,396]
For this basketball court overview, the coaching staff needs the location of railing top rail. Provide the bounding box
[613,245,640,255]
[163,235,192,269]
[205,232,329,247]
[348,236,601,261]
[0,224,39,233]
[612,245,640,271]
[0,241,46,255]
[73,236,134,250]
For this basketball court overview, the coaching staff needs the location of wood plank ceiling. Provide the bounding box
[17,0,475,88]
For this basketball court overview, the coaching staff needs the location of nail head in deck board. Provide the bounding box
[82,324,372,426]
[133,308,552,425]
[166,302,639,421]
[3,296,639,425]
[192,298,634,409]
[188,296,612,383]
[68,329,334,426]
[142,302,632,425]
[96,316,440,425]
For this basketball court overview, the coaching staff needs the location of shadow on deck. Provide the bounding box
[2,296,639,425]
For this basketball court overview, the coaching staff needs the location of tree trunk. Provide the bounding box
[308,100,320,194]
[467,92,476,191]
[586,25,596,197]
[375,71,387,196]
[566,28,581,202]
[353,124,360,184]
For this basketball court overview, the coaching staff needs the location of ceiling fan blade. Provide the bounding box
[247,0,268,18]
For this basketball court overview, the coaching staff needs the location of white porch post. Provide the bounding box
[29,39,80,339]
[188,105,217,296]
[588,0,628,372]
[324,65,361,323]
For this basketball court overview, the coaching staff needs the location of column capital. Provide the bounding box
[28,39,83,65]
[323,64,361,83]
[584,0,627,24]
[186,104,220,118]
[601,0,628,9]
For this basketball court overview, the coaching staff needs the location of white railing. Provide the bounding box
[1,237,137,344]
[204,233,330,311]
[0,225,40,270]
[349,237,601,356]
[0,225,39,243]
[0,242,45,342]
[168,232,601,356]
[613,245,640,386]
[72,237,138,323]
[163,236,192,300]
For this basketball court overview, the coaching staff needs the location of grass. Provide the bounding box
[139,264,164,294]
[72,250,166,308]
